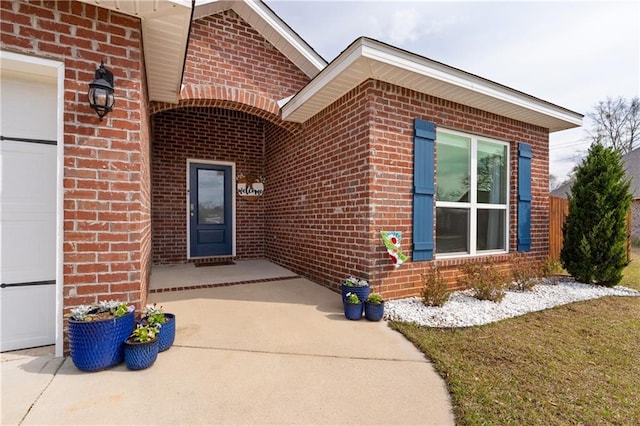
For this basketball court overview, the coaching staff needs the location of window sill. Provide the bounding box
[433,251,511,267]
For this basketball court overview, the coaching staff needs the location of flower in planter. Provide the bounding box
[142,303,166,328]
[366,293,384,304]
[66,300,134,322]
[344,276,369,287]
[124,324,160,370]
[129,324,158,343]
[142,303,176,352]
[364,293,385,321]
[345,292,361,304]
[66,300,136,372]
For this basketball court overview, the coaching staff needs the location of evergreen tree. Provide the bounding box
[560,144,632,286]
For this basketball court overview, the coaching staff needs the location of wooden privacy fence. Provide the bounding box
[549,196,569,261]
[548,195,632,261]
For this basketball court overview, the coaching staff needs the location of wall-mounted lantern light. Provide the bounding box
[87,61,115,120]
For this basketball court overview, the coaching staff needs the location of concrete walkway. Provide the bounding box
[1,278,454,425]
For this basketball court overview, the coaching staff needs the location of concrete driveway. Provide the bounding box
[2,277,454,425]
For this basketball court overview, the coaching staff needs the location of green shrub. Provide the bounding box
[510,252,541,291]
[560,144,632,286]
[458,260,507,303]
[420,266,450,307]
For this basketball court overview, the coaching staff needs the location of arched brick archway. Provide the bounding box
[149,84,303,266]
[149,84,301,134]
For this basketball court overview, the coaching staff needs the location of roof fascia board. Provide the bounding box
[360,40,583,128]
[193,0,326,77]
[242,0,326,73]
[282,37,583,131]
[281,41,364,120]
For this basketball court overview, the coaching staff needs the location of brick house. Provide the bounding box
[0,0,582,355]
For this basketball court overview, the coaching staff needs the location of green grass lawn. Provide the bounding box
[622,245,640,290]
[391,247,640,425]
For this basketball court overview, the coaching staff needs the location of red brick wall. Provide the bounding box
[266,79,549,299]
[265,85,373,286]
[1,1,150,311]
[152,107,266,264]
[183,10,309,104]
[367,81,549,298]
[150,8,312,265]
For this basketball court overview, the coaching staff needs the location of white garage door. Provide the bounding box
[0,65,58,351]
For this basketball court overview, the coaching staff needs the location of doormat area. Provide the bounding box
[194,260,235,267]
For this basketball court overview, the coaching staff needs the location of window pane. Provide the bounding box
[198,169,225,225]
[477,141,507,204]
[477,209,506,251]
[436,133,470,202]
[436,207,469,254]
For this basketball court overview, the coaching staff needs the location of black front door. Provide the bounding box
[189,163,233,257]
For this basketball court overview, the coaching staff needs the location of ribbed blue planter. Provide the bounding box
[157,314,176,352]
[68,311,135,372]
[365,301,385,321]
[343,302,364,320]
[341,283,370,303]
[124,338,159,370]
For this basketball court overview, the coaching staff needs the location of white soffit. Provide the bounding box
[78,0,193,104]
[282,38,583,132]
[193,0,326,78]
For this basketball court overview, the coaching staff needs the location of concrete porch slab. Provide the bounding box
[149,259,298,292]
[3,275,455,425]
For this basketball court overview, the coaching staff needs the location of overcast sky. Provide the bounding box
[266,0,640,182]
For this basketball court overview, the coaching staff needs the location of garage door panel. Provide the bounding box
[1,141,57,210]
[1,141,56,285]
[1,59,58,352]
[1,214,56,283]
[0,285,56,351]
[0,69,57,141]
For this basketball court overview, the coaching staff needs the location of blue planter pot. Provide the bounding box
[341,283,370,303]
[365,301,385,321]
[344,302,364,320]
[157,314,176,352]
[68,311,135,372]
[124,338,159,370]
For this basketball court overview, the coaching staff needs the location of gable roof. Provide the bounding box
[78,0,326,104]
[550,148,640,199]
[77,1,582,131]
[193,0,326,78]
[281,37,583,132]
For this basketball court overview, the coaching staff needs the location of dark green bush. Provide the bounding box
[560,144,632,286]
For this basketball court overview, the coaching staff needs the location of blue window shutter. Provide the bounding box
[517,142,532,252]
[413,119,436,261]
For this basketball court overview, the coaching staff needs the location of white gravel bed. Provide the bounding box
[384,279,640,328]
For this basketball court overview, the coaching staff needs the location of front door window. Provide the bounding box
[189,163,233,257]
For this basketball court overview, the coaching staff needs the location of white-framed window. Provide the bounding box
[435,129,509,257]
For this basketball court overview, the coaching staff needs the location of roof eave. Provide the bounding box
[282,38,583,132]
[78,0,193,104]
